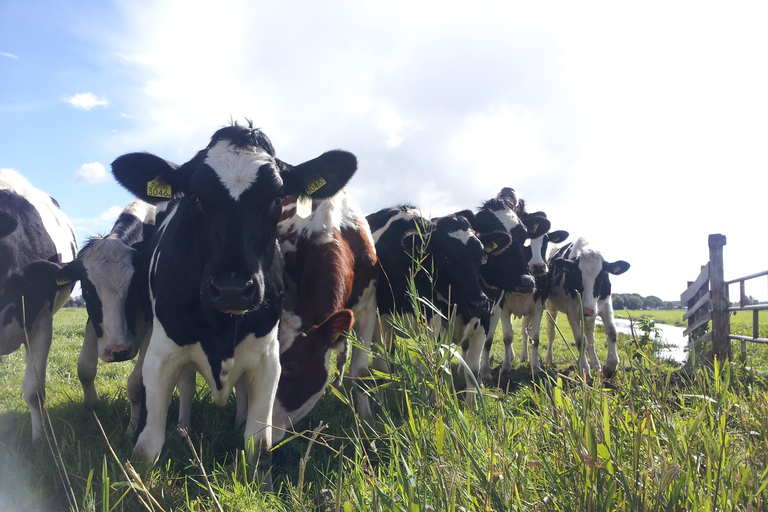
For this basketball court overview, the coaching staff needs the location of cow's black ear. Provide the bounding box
[479,231,512,255]
[454,209,475,223]
[523,215,551,240]
[553,257,578,273]
[54,259,86,287]
[604,260,630,275]
[281,150,357,199]
[23,260,65,291]
[111,152,183,204]
[548,230,569,245]
[400,229,428,256]
[0,211,18,238]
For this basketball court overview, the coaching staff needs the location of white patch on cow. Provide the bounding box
[272,382,326,443]
[370,207,421,242]
[570,240,605,314]
[123,199,157,225]
[278,311,303,352]
[81,236,136,360]
[205,141,275,201]
[448,229,475,245]
[278,191,363,252]
[528,236,547,273]
[0,168,77,265]
[490,206,523,233]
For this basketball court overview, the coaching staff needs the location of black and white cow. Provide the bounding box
[0,169,77,442]
[452,189,552,381]
[273,191,378,442]
[368,206,511,406]
[54,199,157,406]
[481,227,569,377]
[545,237,630,380]
[110,121,356,479]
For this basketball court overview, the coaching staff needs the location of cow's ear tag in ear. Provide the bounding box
[485,241,498,253]
[147,176,172,199]
[296,195,312,218]
[305,176,327,196]
[530,223,539,234]
[56,276,73,286]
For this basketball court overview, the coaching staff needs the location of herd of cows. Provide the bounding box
[0,120,629,485]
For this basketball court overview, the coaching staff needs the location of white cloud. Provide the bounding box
[74,162,110,183]
[64,92,109,110]
[1,52,19,59]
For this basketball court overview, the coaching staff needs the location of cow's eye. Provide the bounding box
[273,197,284,209]
[284,362,297,374]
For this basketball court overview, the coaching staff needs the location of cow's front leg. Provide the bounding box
[78,320,100,407]
[176,368,196,432]
[568,315,592,381]
[23,314,53,444]
[243,341,280,489]
[131,340,183,464]
[583,317,601,375]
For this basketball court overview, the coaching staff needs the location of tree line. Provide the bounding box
[612,293,676,310]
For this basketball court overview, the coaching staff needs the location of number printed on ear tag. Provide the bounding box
[296,195,312,218]
[147,177,172,199]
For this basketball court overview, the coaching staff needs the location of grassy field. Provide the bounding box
[1,307,768,510]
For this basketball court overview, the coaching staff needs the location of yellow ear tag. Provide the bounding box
[56,277,73,286]
[147,177,172,199]
[305,176,327,196]
[612,265,622,274]
[531,223,539,233]
[485,241,498,253]
[296,195,312,219]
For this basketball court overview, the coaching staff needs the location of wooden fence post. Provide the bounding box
[708,234,730,362]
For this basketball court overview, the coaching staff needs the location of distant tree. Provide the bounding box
[613,295,625,310]
[643,296,663,310]
[64,295,85,308]
[625,295,644,310]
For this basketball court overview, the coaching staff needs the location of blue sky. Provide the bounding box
[2,0,768,301]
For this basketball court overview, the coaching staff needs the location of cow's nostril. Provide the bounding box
[242,279,256,299]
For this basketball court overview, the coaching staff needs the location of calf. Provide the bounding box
[273,192,378,442]
[0,169,77,442]
[110,121,356,479]
[482,228,569,377]
[368,206,510,406]
[545,237,630,380]
[54,199,157,406]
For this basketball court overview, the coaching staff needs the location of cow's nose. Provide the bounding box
[582,307,596,318]
[515,275,536,294]
[531,263,547,276]
[206,277,257,313]
[468,297,491,316]
[102,342,138,362]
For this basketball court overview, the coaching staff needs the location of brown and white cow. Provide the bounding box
[273,191,378,442]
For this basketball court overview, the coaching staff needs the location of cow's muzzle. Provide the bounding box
[204,276,258,314]
[513,275,536,294]
[467,296,492,317]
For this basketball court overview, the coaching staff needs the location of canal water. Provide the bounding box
[610,318,688,364]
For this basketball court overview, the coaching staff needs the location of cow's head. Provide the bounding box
[273,309,353,442]
[404,213,500,318]
[466,196,550,294]
[525,229,569,276]
[553,251,630,317]
[111,121,357,315]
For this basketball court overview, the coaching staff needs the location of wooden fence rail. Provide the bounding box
[681,234,768,363]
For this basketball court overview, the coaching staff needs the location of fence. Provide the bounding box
[681,234,768,363]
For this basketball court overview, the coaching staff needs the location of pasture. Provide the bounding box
[2,307,768,510]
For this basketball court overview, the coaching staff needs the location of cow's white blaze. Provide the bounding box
[205,141,275,200]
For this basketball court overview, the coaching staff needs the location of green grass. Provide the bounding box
[1,307,768,510]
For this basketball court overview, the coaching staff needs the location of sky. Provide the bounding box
[2,0,768,302]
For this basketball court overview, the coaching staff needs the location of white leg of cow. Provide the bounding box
[78,320,100,407]
[567,314,592,380]
[544,307,558,364]
[583,316,601,375]
[176,368,196,432]
[126,320,152,437]
[23,312,53,444]
[234,376,248,429]
[132,338,184,464]
[526,306,545,373]
[480,302,502,383]
[457,320,485,408]
[501,306,517,371]
[349,307,376,420]
[372,314,393,376]
[600,305,620,378]
[242,341,280,487]
[332,337,349,389]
